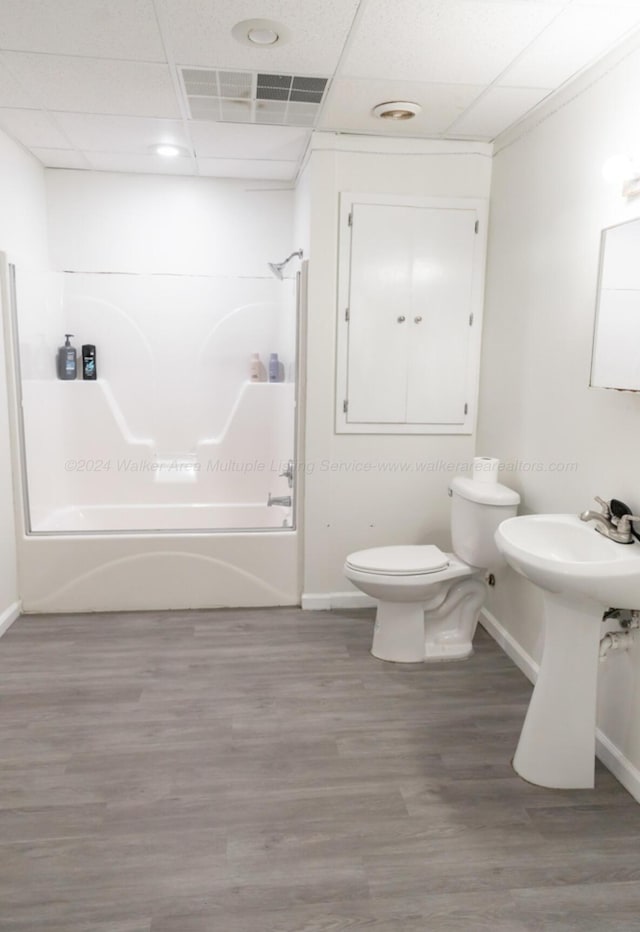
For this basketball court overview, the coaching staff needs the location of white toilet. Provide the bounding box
[344,477,520,663]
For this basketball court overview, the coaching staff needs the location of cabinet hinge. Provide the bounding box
[469,312,474,326]
[343,399,349,414]
[345,307,350,322]
[348,211,353,227]
[474,220,479,234]
[464,403,469,415]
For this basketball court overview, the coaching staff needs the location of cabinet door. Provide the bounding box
[346,202,477,425]
[346,203,414,423]
[406,207,476,424]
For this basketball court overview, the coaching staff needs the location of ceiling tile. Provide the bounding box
[340,0,565,85]
[0,0,165,62]
[190,121,309,160]
[53,113,190,153]
[159,0,360,74]
[499,4,640,88]
[448,86,551,138]
[197,157,297,180]
[2,53,180,118]
[30,148,89,169]
[0,107,71,148]
[319,78,484,136]
[0,57,38,107]
[85,151,196,174]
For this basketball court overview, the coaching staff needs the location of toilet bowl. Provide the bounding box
[344,477,520,663]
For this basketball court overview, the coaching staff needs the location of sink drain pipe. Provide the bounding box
[599,611,640,661]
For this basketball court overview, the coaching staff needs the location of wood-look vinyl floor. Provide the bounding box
[1,607,640,931]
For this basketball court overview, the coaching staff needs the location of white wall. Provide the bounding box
[46,170,294,278]
[0,130,49,625]
[300,136,493,600]
[478,43,640,782]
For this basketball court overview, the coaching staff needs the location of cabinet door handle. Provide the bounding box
[397,316,406,323]
[414,316,423,323]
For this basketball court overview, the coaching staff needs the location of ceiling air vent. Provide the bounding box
[180,68,328,127]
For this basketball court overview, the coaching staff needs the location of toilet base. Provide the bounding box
[371,601,426,662]
[423,641,474,662]
[369,576,488,664]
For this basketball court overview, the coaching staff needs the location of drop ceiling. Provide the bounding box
[0,0,639,181]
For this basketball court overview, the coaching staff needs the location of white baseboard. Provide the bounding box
[479,607,640,804]
[0,600,21,637]
[479,607,539,683]
[595,729,640,803]
[302,591,376,611]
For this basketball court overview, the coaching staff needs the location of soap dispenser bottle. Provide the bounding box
[57,334,77,380]
[269,353,280,383]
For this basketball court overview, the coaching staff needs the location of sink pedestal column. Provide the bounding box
[513,592,602,789]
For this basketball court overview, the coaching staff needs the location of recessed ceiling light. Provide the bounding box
[248,27,279,46]
[372,101,422,121]
[232,18,291,48]
[150,143,189,158]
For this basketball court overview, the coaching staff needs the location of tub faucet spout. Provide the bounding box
[268,493,292,508]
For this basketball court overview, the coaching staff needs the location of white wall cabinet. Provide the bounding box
[335,194,488,434]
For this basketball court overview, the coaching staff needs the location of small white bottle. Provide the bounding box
[250,352,265,382]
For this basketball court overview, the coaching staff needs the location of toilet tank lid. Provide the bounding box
[450,476,520,506]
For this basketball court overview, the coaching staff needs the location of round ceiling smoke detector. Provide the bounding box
[372,101,422,121]
[232,18,291,48]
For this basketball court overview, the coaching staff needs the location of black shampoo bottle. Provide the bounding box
[82,344,97,380]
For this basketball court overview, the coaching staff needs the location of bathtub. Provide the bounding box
[31,502,293,533]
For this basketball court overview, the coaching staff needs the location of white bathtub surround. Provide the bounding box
[21,376,295,531]
[3,170,302,610]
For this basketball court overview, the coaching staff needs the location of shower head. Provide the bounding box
[268,249,303,279]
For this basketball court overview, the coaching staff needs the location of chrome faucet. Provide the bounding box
[268,493,292,508]
[580,497,640,544]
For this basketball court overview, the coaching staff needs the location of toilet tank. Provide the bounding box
[450,477,520,568]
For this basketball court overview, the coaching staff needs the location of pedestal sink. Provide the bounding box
[495,514,640,789]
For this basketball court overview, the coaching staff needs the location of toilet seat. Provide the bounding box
[345,545,449,577]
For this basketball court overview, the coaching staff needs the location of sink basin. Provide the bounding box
[495,513,640,790]
[496,513,640,608]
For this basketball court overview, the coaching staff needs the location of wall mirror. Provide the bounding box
[591,217,640,391]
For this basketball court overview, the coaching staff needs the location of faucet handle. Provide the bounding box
[279,459,294,488]
[617,514,640,532]
[594,496,611,517]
